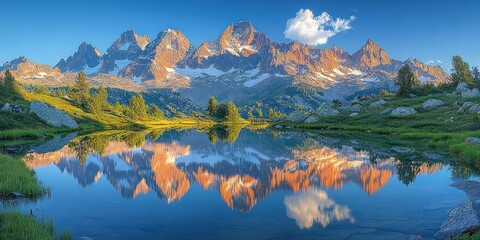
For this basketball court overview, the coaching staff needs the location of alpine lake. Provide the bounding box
[2,126,478,240]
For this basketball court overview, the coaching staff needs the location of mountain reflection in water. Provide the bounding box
[24,129,444,219]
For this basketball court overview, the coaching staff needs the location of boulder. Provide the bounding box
[349,112,359,117]
[461,89,480,99]
[422,99,445,110]
[456,82,470,93]
[465,137,480,144]
[0,103,11,112]
[445,117,455,123]
[285,112,307,122]
[304,115,319,123]
[390,107,417,117]
[369,99,386,109]
[468,104,480,114]
[453,102,460,108]
[434,200,480,240]
[349,104,364,112]
[29,101,79,129]
[451,180,480,201]
[380,108,393,115]
[316,103,339,116]
[462,102,475,108]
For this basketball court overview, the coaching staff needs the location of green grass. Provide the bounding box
[280,93,480,169]
[452,232,480,240]
[0,154,44,198]
[0,211,71,240]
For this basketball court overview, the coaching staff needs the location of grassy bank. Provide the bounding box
[0,154,44,198]
[280,93,480,169]
[0,211,71,240]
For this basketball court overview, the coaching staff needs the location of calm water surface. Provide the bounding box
[17,129,474,239]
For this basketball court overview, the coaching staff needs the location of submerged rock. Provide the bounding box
[390,107,417,117]
[29,101,79,129]
[422,99,445,110]
[434,200,480,240]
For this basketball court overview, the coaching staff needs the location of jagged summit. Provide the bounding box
[55,42,102,73]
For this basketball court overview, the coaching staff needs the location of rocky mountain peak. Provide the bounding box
[56,42,102,72]
[1,56,29,70]
[353,39,391,70]
[109,30,151,52]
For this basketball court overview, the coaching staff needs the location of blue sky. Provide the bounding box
[1,0,479,71]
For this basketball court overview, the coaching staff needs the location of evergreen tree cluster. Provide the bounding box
[205,97,243,122]
[451,55,479,85]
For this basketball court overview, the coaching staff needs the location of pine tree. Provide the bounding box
[395,65,420,97]
[257,108,263,118]
[225,101,242,122]
[70,71,90,106]
[148,104,164,118]
[127,93,148,120]
[97,86,110,110]
[206,97,218,117]
[471,66,480,84]
[451,56,473,85]
[86,93,102,114]
[216,102,228,120]
[248,111,254,120]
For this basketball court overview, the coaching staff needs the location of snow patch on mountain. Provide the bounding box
[110,59,132,76]
[176,65,235,77]
[84,63,102,75]
[244,73,270,87]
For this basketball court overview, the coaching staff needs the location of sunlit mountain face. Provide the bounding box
[24,129,444,213]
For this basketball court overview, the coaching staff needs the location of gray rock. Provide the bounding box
[451,180,480,201]
[380,108,393,115]
[409,93,417,98]
[462,102,474,108]
[34,132,78,154]
[369,99,386,109]
[390,107,417,117]
[304,115,319,123]
[316,103,339,116]
[274,125,282,129]
[434,200,480,240]
[453,102,460,108]
[445,117,455,123]
[461,89,480,99]
[457,107,466,114]
[29,101,79,129]
[465,137,480,144]
[468,104,480,114]
[349,112,359,117]
[422,99,445,110]
[1,103,11,112]
[349,104,364,112]
[456,82,470,93]
[285,112,307,122]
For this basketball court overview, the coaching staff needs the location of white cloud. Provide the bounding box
[284,189,355,229]
[284,9,355,46]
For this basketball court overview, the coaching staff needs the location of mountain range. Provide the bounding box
[0,21,450,113]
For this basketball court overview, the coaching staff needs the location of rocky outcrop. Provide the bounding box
[451,180,480,201]
[316,103,340,116]
[304,115,319,123]
[29,101,78,129]
[390,107,417,117]
[461,89,480,99]
[422,99,445,110]
[434,200,480,240]
[285,112,307,122]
